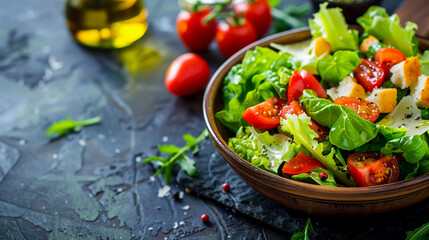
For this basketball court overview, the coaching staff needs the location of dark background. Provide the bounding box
[1,0,426,239]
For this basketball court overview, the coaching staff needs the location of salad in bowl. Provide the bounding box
[215,3,429,188]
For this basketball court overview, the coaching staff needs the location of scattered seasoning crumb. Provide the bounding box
[52,153,58,159]
[415,116,421,120]
[115,148,120,154]
[185,188,192,193]
[404,113,413,118]
[157,206,161,210]
[148,227,153,231]
[222,183,230,192]
[117,188,123,193]
[181,205,190,210]
[78,139,86,147]
[157,185,171,198]
[135,156,142,162]
[179,191,184,199]
[180,221,185,225]
[149,176,155,182]
[173,191,180,200]
[19,139,26,145]
[162,136,169,142]
[173,222,178,229]
[201,214,209,223]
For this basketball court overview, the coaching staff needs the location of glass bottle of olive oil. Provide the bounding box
[65,0,148,49]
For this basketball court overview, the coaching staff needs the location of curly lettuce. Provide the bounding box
[229,126,298,173]
[357,6,418,57]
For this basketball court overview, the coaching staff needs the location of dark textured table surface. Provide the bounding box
[1,0,427,239]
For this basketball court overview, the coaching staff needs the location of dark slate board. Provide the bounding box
[177,138,429,239]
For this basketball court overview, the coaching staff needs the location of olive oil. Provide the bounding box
[65,0,148,49]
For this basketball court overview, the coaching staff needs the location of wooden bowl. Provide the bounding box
[203,28,429,216]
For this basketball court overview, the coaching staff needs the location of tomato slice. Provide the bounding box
[280,101,328,141]
[354,59,385,92]
[375,48,406,77]
[347,152,400,187]
[242,96,285,130]
[282,152,325,176]
[333,96,380,123]
[287,69,327,103]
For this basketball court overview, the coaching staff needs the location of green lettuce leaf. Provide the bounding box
[317,50,361,82]
[357,6,418,57]
[228,126,298,173]
[281,114,355,186]
[215,47,291,133]
[301,90,378,151]
[405,222,429,240]
[381,135,429,164]
[309,2,358,51]
[292,168,338,187]
[420,50,429,75]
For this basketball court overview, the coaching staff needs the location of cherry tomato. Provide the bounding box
[347,152,400,187]
[354,59,385,92]
[333,96,380,123]
[234,0,272,38]
[176,8,217,52]
[241,96,285,130]
[215,18,257,58]
[287,69,327,103]
[280,101,328,141]
[375,48,406,77]
[165,53,210,97]
[282,152,325,176]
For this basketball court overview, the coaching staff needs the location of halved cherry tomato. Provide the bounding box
[215,18,257,58]
[375,48,406,77]
[234,0,272,38]
[165,53,210,97]
[242,96,285,130]
[354,59,385,92]
[287,69,327,103]
[280,101,328,141]
[333,96,380,123]
[176,8,217,52]
[347,152,400,187]
[282,152,325,176]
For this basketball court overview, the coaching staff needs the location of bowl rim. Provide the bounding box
[203,27,429,199]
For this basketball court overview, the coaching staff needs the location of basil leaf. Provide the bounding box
[405,222,429,240]
[381,135,429,164]
[317,51,360,82]
[301,90,378,150]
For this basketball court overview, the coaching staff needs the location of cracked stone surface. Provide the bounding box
[0,0,425,239]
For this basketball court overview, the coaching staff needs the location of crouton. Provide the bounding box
[366,88,397,113]
[390,57,421,89]
[411,75,429,108]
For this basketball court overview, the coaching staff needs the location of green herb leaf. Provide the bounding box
[420,50,429,75]
[317,51,361,82]
[292,168,337,187]
[142,129,208,183]
[291,218,314,240]
[45,116,101,137]
[405,222,429,240]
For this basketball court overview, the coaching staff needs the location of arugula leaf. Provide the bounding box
[143,129,208,183]
[317,51,360,82]
[405,222,429,240]
[280,114,354,186]
[46,116,101,137]
[301,90,378,151]
[309,2,358,51]
[357,6,418,57]
[292,168,337,187]
[291,218,314,240]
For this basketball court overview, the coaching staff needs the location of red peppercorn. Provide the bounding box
[222,183,230,192]
[319,172,328,181]
[201,214,209,222]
